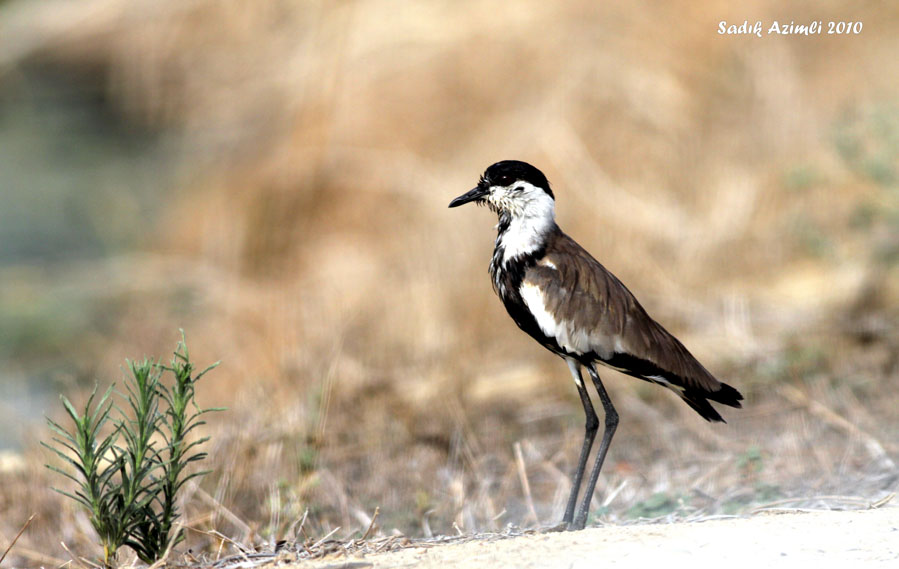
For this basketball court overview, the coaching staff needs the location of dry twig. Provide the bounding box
[361,507,380,540]
[751,493,895,513]
[310,526,341,550]
[514,441,539,526]
[0,514,34,565]
[780,385,895,467]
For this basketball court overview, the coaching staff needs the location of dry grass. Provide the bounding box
[0,0,897,565]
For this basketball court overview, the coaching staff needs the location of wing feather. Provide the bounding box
[522,231,742,413]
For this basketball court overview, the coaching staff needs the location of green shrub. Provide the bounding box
[43,333,221,566]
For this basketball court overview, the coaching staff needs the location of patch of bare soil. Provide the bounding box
[292,507,898,569]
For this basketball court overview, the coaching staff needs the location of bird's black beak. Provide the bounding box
[449,185,488,208]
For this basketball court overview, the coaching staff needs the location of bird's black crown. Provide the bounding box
[482,160,554,200]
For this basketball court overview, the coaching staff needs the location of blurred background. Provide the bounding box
[0,0,896,563]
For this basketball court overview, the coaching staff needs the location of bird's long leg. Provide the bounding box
[572,363,619,530]
[563,359,598,526]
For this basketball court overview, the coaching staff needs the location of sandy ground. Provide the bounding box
[300,507,899,569]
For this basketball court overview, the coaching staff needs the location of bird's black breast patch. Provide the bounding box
[490,242,572,358]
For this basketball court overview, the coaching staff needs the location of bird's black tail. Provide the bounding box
[681,382,743,423]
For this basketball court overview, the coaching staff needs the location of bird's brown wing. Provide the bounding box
[523,231,742,420]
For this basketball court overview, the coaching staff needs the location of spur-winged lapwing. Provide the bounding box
[449,160,743,530]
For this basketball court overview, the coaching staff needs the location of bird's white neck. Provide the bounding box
[493,188,556,265]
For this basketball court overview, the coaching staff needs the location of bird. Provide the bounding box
[448,160,743,531]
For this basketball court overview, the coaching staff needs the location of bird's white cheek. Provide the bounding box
[487,189,513,211]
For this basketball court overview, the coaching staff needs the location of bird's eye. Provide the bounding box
[496,175,513,186]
